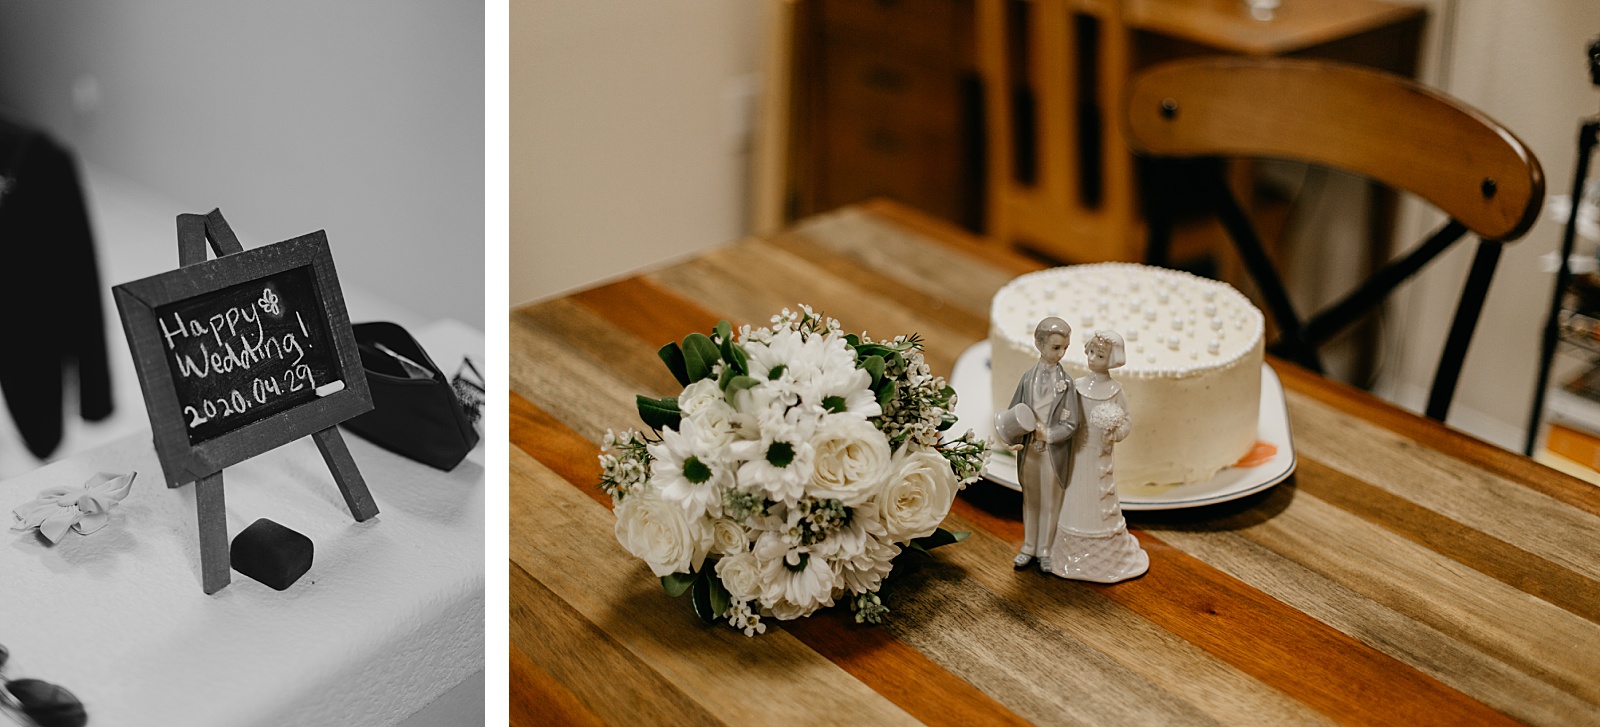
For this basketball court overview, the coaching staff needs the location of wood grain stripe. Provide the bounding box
[1274,360,1600,517]
[856,199,1048,277]
[1145,499,1600,726]
[1286,386,1600,583]
[569,276,735,347]
[510,389,609,510]
[509,391,1035,727]
[780,607,1035,727]
[933,508,1338,727]
[510,447,922,726]
[1294,457,1600,623]
[764,234,990,340]
[778,208,1018,318]
[1221,483,1600,706]
[510,562,723,727]
[880,557,1221,726]
[510,643,608,727]
[946,488,1517,726]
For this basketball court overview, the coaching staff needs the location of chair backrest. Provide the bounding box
[1123,57,1545,421]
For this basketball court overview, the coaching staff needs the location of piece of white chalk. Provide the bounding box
[315,380,345,397]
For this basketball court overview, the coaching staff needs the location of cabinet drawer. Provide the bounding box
[819,112,963,217]
[818,0,971,65]
[823,43,961,127]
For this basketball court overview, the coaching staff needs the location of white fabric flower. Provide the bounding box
[678,379,724,417]
[812,357,881,418]
[715,550,764,602]
[834,533,900,595]
[648,419,727,521]
[877,446,960,542]
[756,536,839,620]
[614,491,712,577]
[806,414,892,505]
[732,407,818,503]
[709,517,750,555]
[685,399,751,457]
[810,501,884,563]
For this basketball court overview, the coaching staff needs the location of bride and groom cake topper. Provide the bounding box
[995,317,1149,583]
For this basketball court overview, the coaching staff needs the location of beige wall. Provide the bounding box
[511,0,767,307]
[0,1,485,329]
[1377,0,1600,448]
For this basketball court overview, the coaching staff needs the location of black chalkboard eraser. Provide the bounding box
[230,518,313,591]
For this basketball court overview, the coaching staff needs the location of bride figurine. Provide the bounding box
[1047,330,1149,583]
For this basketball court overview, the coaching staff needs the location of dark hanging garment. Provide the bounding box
[0,119,114,459]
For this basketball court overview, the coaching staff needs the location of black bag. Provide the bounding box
[343,322,479,470]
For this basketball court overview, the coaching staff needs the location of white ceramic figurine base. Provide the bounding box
[1042,330,1148,583]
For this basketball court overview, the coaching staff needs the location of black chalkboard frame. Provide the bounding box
[114,230,373,488]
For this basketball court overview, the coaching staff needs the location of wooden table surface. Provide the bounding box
[508,201,1600,726]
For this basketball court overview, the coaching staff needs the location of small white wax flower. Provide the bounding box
[1167,335,1180,350]
[1208,339,1221,354]
[1211,318,1224,331]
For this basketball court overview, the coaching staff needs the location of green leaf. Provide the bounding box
[690,572,720,623]
[716,321,748,375]
[861,355,885,388]
[708,575,731,619]
[845,333,861,348]
[877,379,899,407]
[658,343,690,387]
[715,320,732,344]
[661,572,696,598]
[681,333,720,382]
[636,395,681,431]
[723,374,761,402]
[727,342,748,374]
[910,528,970,553]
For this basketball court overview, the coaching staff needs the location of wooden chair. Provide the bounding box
[1125,57,1544,422]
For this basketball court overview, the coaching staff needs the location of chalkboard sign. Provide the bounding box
[114,229,372,488]
[154,265,343,444]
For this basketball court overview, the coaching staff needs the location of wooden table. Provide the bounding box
[508,201,1600,726]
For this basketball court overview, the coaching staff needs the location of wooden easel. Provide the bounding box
[179,209,379,594]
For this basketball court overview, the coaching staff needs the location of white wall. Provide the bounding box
[511,0,767,306]
[1377,1,1600,448]
[0,1,485,329]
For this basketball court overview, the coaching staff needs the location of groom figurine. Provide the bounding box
[1002,317,1081,572]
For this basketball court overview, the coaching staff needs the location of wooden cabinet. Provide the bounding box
[790,0,984,231]
[780,0,1425,269]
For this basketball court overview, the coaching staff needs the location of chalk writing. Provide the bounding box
[154,266,343,444]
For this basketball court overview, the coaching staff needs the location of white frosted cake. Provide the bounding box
[990,263,1264,487]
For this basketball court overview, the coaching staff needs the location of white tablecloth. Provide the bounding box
[1,322,484,727]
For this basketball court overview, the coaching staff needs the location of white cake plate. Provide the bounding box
[946,341,1296,510]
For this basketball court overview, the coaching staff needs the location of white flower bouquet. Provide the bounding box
[600,306,990,635]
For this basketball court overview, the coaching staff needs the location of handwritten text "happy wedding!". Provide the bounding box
[160,286,343,431]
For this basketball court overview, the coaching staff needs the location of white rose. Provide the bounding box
[686,400,747,454]
[806,414,892,506]
[679,379,723,417]
[614,492,712,577]
[709,518,750,555]
[877,447,960,542]
[715,550,764,602]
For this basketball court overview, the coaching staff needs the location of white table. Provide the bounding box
[1,321,484,727]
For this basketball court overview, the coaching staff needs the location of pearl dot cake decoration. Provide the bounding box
[989,263,1265,487]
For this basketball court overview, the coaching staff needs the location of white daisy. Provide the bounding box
[648,418,728,521]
